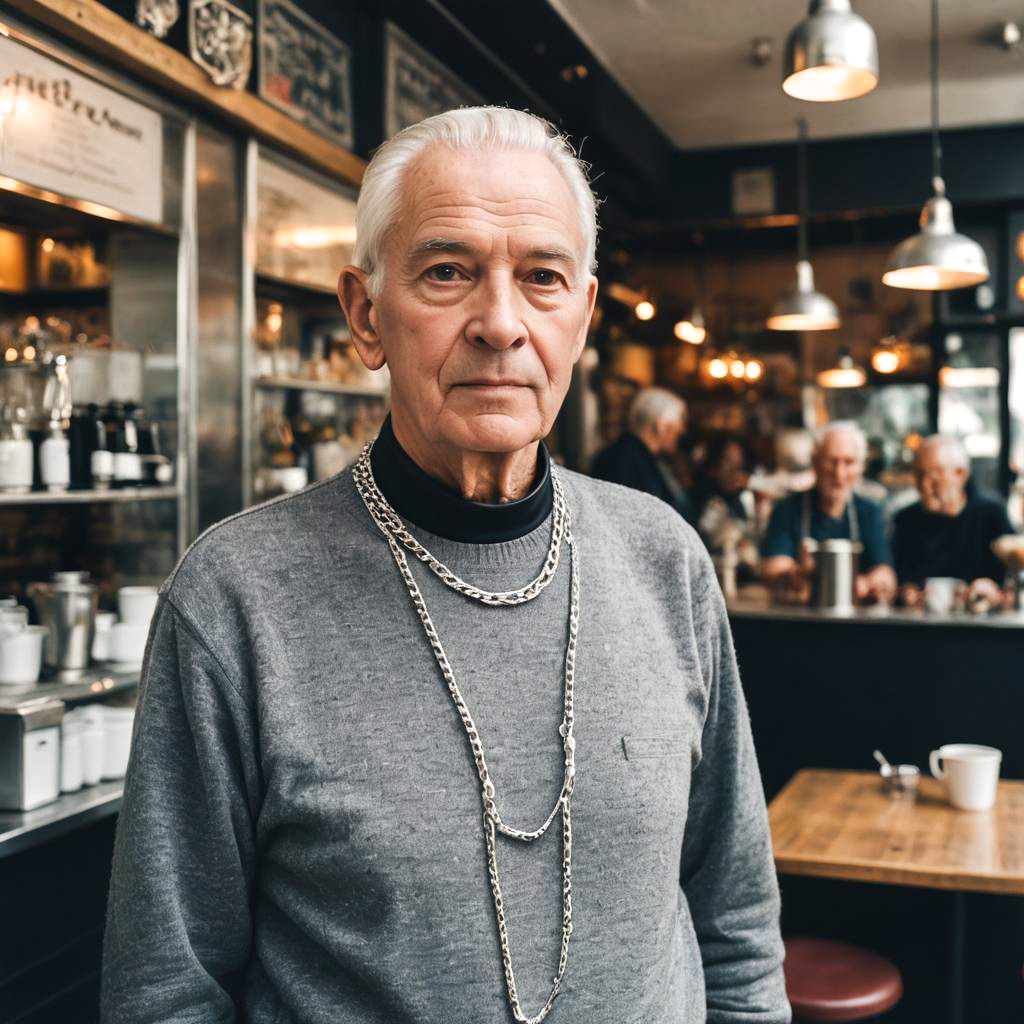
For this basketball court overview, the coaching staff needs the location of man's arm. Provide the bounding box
[680,555,790,1024]
[102,596,261,1023]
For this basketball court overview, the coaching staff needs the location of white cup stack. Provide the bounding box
[93,586,159,670]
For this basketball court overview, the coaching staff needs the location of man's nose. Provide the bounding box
[465,276,527,351]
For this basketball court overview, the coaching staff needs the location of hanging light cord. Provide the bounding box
[796,117,809,262]
[930,0,944,196]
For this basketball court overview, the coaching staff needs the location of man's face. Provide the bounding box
[653,415,685,455]
[916,445,968,515]
[815,432,864,509]
[711,441,748,497]
[358,146,597,456]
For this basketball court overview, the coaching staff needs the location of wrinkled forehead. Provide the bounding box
[390,145,586,267]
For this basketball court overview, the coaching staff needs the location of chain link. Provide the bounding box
[353,442,579,1024]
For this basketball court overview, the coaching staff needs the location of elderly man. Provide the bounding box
[894,434,1015,608]
[102,108,787,1024]
[590,386,692,517]
[761,421,895,603]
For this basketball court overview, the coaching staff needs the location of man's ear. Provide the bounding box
[572,275,599,363]
[338,266,386,371]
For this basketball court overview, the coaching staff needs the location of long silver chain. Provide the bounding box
[353,442,579,1024]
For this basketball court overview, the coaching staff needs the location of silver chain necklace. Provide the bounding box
[353,441,579,1024]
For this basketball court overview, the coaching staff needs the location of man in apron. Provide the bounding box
[760,421,895,604]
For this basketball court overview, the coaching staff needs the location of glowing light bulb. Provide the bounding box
[871,349,901,374]
[744,360,763,381]
[674,320,706,345]
[730,358,746,378]
[709,358,728,379]
[634,300,656,321]
[41,238,55,253]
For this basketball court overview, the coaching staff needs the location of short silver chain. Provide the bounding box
[353,442,578,1024]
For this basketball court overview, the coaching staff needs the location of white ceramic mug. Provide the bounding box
[924,577,960,614]
[117,586,159,627]
[929,743,1002,810]
[107,622,149,666]
[91,611,117,661]
[0,624,47,685]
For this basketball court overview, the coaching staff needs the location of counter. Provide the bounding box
[729,589,1024,1024]
[0,779,122,859]
[728,592,1024,630]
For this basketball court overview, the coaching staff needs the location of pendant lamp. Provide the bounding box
[767,120,840,332]
[882,0,989,291]
[817,348,866,388]
[783,0,879,102]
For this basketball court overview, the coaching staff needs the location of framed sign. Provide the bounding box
[0,34,163,223]
[384,23,482,138]
[259,0,354,150]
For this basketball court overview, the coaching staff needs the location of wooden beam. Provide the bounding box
[3,0,366,188]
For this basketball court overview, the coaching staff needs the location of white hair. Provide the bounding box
[353,107,599,298]
[814,421,867,460]
[628,387,687,434]
[919,433,970,470]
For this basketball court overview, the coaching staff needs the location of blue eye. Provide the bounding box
[426,264,460,282]
[529,270,558,286]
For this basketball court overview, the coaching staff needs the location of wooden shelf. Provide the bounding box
[254,376,387,398]
[254,271,340,301]
[0,285,109,302]
[0,486,179,507]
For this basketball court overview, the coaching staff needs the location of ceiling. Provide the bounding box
[547,0,1024,149]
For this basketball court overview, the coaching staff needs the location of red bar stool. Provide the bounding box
[784,937,904,1022]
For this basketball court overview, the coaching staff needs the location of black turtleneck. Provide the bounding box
[368,416,554,543]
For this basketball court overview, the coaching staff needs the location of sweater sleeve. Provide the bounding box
[101,594,262,1023]
[680,554,790,1024]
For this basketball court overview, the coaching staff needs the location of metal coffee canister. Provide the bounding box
[806,538,862,613]
[26,577,99,678]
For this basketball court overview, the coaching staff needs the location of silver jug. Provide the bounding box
[26,580,98,678]
[805,538,862,613]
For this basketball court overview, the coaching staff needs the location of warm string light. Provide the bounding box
[707,353,764,384]
[634,300,656,321]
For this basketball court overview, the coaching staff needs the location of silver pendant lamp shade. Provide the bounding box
[883,0,989,291]
[783,0,879,102]
[882,178,989,290]
[768,120,840,332]
[768,260,840,331]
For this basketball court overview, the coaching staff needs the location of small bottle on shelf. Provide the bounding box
[39,414,71,492]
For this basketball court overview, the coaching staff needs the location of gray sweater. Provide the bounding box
[101,467,789,1024]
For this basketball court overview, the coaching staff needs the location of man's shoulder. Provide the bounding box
[559,467,701,555]
[894,499,924,526]
[161,470,365,601]
[853,492,886,524]
[769,489,805,521]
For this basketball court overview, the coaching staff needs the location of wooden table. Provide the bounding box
[769,769,1024,1024]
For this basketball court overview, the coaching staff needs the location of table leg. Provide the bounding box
[947,890,966,1024]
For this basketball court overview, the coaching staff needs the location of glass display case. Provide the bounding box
[0,23,192,607]
[244,147,387,505]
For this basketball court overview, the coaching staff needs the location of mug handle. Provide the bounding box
[929,750,945,780]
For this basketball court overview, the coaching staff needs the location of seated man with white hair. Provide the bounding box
[102,107,787,1024]
[761,421,896,603]
[893,434,1015,608]
[590,386,693,518]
